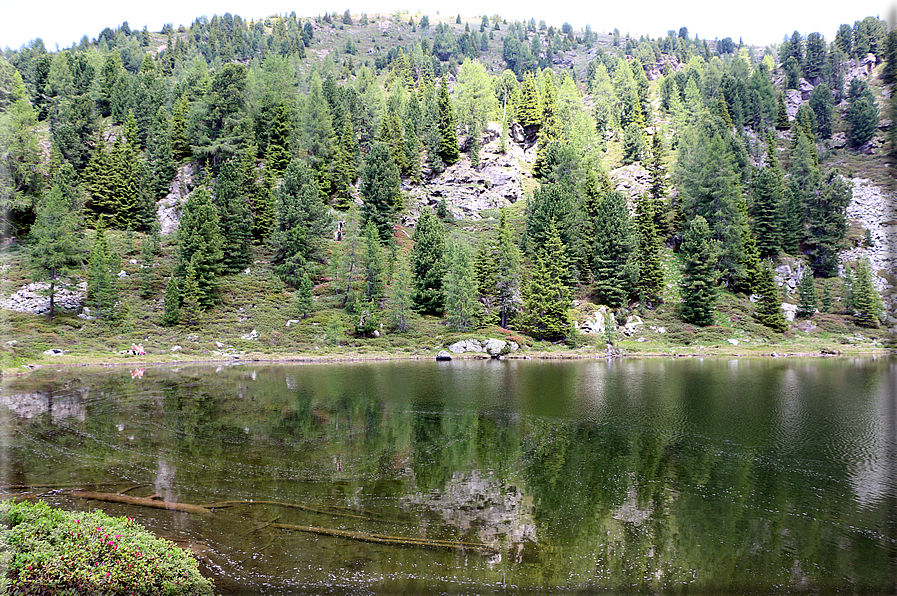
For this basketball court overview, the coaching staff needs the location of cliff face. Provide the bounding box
[843,177,897,330]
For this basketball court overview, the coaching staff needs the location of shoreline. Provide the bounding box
[6,344,893,376]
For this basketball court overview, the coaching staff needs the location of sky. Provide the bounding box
[1,0,895,51]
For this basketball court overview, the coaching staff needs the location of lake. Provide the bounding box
[1,357,895,594]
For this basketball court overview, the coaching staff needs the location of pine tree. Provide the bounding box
[360,142,401,243]
[678,215,717,326]
[754,262,787,332]
[516,72,541,131]
[635,194,665,306]
[806,172,850,277]
[443,241,479,331]
[847,77,879,147]
[751,157,784,258]
[411,209,446,315]
[522,225,571,341]
[495,208,522,329]
[820,281,833,313]
[162,275,180,326]
[436,75,460,166]
[214,158,253,274]
[851,258,881,327]
[175,188,224,308]
[266,102,291,175]
[796,268,818,318]
[28,163,84,319]
[333,117,359,207]
[775,93,789,130]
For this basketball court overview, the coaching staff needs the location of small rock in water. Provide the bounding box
[436,350,452,361]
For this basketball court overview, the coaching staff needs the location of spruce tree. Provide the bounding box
[87,224,119,319]
[295,270,314,319]
[162,275,180,326]
[388,250,414,332]
[775,93,789,130]
[436,75,460,166]
[175,188,224,308]
[678,215,717,326]
[806,172,850,277]
[495,208,522,328]
[634,194,665,306]
[273,159,332,286]
[28,163,84,319]
[754,262,787,332]
[851,258,881,328]
[847,77,879,147]
[362,222,384,303]
[411,209,446,315]
[180,256,202,327]
[214,158,253,275]
[751,162,784,258]
[360,142,401,244]
[796,268,818,318]
[443,241,479,331]
[593,191,636,308]
[522,225,571,341]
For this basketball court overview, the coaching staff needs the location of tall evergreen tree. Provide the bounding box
[796,268,818,318]
[678,215,717,326]
[161,275,179,326]
[410,209,446,315]
[86,224,119,319]
[213,158,253,274]
[180,255,202,326]
[495,209,522,329]
[360,142,401,243]
[851,257,881,328]
[273,159,332,286]
[592,191,636,308]
[436,75,460,166]
[175,188,224,308]
[806,172,850,277]
[634,194,665,306]
[754,262,787,332]
[847,77,879,147]
[443,241,479,331]
[362,222,385,303]
[521,225,571,341]
[28,163,84,319]
[388,249,414,332]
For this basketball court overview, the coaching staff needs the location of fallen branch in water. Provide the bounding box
[200,500,388,522]
[270,523,497,553]
[72,490,212,515]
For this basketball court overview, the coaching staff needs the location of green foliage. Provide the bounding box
[806,172,850,277]
[796,268,818,318]
[273,159,332,286]
[411,209,446,315]
[443,241,479,331]
[362,222,385,302]
[387,250,414,332]
[175,188,224,308]
[592,191,635,308]
[850,258,881,327]
[847,77,878,147]
[295,269,313,318]
[678,215,717,326]
[521,225,571,341]
[0,500,214,595]
[753,262,786,332]
[162,275,180,326]
[181,255,202,326]
[436,75,460,166]
[808,83,834,139]
[214,157,253,274]
[621,123,647,164]
[634,194,665,306]
[27,163,84,318]
[360,142,400,243]
[87,225,119,319]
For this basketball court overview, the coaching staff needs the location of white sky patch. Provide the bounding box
[1,0,894,51]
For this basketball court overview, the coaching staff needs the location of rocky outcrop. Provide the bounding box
[1,282,87,314]
[157,164,196,235]
[841,177,897,326]
[610,163,652,207]
[448,338,519,356]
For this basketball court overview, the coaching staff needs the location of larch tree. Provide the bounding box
[443,240,479,331]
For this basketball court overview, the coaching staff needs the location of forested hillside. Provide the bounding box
[1,10,894,363]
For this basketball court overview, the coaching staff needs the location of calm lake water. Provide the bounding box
[1,357,896,594]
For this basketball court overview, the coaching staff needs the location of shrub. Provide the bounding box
[0,500,215,595]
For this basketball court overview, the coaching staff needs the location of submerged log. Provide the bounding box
[270,523,497,553]
[72,490,212,515]
[201,500,387,522]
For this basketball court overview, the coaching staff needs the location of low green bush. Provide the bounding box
[0,500,215,595]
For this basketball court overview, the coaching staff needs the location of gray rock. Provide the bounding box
[43,349,65,356]
[622,315,643,336]
[483,338,507,356]
[285,320,301,327]
[170,345,182,352]
[436,350,452,361]
[449,339,484,354]
[241,329,259,340]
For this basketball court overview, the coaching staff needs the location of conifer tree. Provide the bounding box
[522,225,571,341]
[175,188,224,308]
[180,256,202,326]
[775,93,789,130]
[301,71,336,194]
[436,75,460,166]
[806,172,850,277]
[593,191,636,308]
[820,280,834,313]
[443,241,479,331]
[139,236,154,298]
[360,142,401,244]
[161,275,179,326]
[634,194,665,307]
[678,215,717,326]
[252,168,277,243]
[273,159,332,285]
[808,82,834,139]
[796,268,818,318]
[754,262,787,332]
[847,77,879,147]
[265,102,291,175]
[28,163,84,319]
[362,222,385,303]
[213,158,253,274]
[751,139,785,258]
[851,258,881,328]
[388,250,414,332]
[87,224,119,319]
[516,72,541,131]
[411,209,447,315]
[495,208,522,329]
